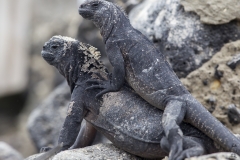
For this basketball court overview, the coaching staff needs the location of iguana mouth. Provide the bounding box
[41,51,55,64]
[78,8,94,19]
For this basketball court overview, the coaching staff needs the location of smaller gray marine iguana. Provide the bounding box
[78,0,240,159]
[40,36,221,160]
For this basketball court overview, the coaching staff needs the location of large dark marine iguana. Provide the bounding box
[78,0,240,158]
[40,35,222,160]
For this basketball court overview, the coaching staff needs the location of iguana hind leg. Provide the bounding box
[70,120,97,149]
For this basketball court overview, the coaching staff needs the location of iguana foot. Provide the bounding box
[167,129,183,160]
[176,147,204,160]
[40,147,52,153]
[86,79,118,98]
[169,140,183,160]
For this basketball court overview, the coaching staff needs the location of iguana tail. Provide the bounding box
[188,102,240,155]
[35,143,63,160]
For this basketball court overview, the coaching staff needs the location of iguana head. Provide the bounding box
[41,35,76,66]
[78,0,110,22]
[79,0,128,42]
[42,35,108,91]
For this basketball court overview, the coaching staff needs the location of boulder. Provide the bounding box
[28,82,70,151]
[181,0,240,25]
[129,0,240,78]
[181,40,240,132]
[0,142,23,160]
[52,144,141,160]
[25,143,240,160]
[26,144,142,160]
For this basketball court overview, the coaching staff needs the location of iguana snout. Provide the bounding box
[79,0,100,20]
[41,50,55,64]
[41,36,75,66]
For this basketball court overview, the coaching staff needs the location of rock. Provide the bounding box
[26,144,240,160]
[25,153,45,160]
[28,82,109,151]
[0,142,23,160]
[181,40,240,131]
[228,104,240,126]
[186,152,240,160]
[28,82,70,151]
[52,144,141,160]
[26,144,141,160]
[181,0,240,25]
[227,53,240,70]
[129,0,240,78]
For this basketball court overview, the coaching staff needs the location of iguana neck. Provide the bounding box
[61,62,89,93]
[96,5,131,43]
[58,42,108,93]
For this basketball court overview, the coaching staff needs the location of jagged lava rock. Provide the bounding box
[129,0,240,78]
[181,0,240,25]
[0,142,23,160]
[181,41,240,132]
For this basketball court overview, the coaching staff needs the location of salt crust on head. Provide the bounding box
[52,35,77,42]
[51,35,101,60]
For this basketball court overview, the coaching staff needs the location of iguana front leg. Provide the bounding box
[58,87,86,151]
[162,99,187,160]
[70,120,97,149]
[86,45,125,98]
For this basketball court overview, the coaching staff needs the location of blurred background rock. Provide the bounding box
[0,0,240,159]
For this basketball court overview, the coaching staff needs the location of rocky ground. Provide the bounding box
[1,0,240,160]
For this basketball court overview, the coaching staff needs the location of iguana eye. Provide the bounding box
[92,2,99,7]
[51,45,59,49]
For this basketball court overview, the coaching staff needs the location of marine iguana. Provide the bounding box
[78,0,240,158]
[40,36,221,159]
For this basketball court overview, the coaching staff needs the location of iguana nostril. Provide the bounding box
[80,4,85,8]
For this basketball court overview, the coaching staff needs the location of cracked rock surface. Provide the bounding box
[181,0,240,25]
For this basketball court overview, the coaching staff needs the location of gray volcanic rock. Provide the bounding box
[52,144,141,160]
[0,142,23,160]
[25,144,240,160]
[26,144,142,160]
[129,0,240,78]
[27,82,70,151]
[181,0,240,25]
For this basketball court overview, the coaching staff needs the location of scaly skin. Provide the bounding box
[40,36,220,159]
[78,0,240,158]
